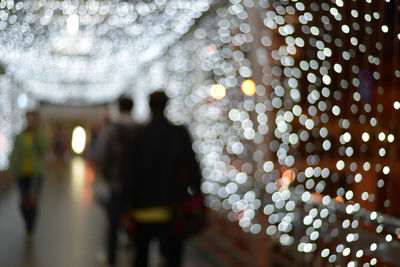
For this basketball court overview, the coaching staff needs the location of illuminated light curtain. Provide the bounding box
[255,0,400,265]
[155,0,265,236]
[0,74,25,170]
[0,0,215,104]
[1,0,400,264]
[143,0,400,265]
[0,0,215,169]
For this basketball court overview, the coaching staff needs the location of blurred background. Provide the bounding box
[1,0,400,266]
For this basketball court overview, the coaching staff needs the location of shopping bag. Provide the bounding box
[173,193,206,239]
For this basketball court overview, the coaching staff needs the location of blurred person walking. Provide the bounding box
[52,126,67,166]
[99,96,135,267]
[9,110,47,244]
[124,91,203,267]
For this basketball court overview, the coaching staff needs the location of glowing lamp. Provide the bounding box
[282,169,296,184]
[67,15,79,35]
[241,79,256,96]
[210,84,226,100]
[71,126,86,154]
[334,196,344,203]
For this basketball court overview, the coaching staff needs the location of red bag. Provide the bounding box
[173,194,206,239]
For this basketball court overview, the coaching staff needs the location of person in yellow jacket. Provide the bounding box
[9,111,47,243]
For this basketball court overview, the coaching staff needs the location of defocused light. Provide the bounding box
[71,126,87,154]
[388,134,395,143]
[282,169,296,184]
[334,196,344,203]
[67,15,80,36]
[362,132,370,142]
[378,132,385,141]
[71,157,85,193]
[0,0,398,263]
[210,84,226,100]
[207,44,217,55]
[17,94,28,109]
[0,132,6,150]
[0,0,215,105]
[241,79,256,96]
[312,193,323,203]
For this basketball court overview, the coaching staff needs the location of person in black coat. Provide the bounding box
[124,91,201,267]
[100,97,135,267]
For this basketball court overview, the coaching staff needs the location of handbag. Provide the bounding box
[173,193,207,239]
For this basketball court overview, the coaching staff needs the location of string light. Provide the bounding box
[210,84,226,100]
[0,1,398,265]
[241,79,257,96]
[162,1,400,265]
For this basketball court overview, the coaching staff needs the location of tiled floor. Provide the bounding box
[0,157,219,267]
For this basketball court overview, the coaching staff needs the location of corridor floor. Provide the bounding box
[0,157,218,267]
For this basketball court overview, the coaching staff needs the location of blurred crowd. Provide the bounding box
[7,92,205,267]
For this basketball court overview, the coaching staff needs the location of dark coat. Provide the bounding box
[124,115,201,208]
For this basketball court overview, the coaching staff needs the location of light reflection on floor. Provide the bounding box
[70,157,94,213]
[0,157,219,267]
[71,157,86,201]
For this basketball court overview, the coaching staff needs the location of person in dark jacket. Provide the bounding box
[124,91,201,267]
[100,97,135,267]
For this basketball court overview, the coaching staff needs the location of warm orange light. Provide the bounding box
[210,84,226,99]
[275,179,288,191]
[241,79,256,96]
[275,178,283,190]
[282,169,296,184]
[334,196,344,203]
[207,44,217,54]
[312,193,323,203]
[275,169,296,191]
[85,165,95,184]
[234,210,244,221]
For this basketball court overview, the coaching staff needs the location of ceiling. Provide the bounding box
[0,0,215,104]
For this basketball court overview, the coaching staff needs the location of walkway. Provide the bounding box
[0,157,219,267]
